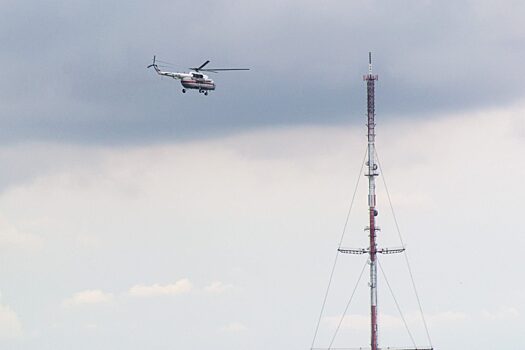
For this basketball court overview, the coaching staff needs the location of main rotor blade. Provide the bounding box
[200,68,250,71]
[197,60,210,70]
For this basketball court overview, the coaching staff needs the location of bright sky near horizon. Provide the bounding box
[0,1,524,349]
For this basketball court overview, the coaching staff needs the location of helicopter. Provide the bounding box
[147,56,249,95]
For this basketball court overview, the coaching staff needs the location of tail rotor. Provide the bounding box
[147,55,157,69]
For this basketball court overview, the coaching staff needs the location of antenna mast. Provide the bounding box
[364,51,380,350]
[340,53,395,349]
[335,53,431,350]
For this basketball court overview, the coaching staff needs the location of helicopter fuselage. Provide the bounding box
[180,72,216,91]
[147,57,247,95]
[155,69,215,94]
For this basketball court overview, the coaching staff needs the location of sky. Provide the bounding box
[0,1,524,349]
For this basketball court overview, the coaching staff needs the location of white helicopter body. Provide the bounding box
[148,56,248,95]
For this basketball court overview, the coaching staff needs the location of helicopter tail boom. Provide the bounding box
[147,55,190,80]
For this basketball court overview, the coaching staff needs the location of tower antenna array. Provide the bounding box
[364,51,380,350]
[338,53,406,350]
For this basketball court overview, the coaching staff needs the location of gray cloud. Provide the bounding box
[0,107,523,349]
[1,0,524,144]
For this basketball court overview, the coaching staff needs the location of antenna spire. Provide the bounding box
[364,52,379,350]
[333,53,432,350]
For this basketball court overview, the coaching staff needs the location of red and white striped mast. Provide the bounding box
[335,53,431,350]
[364,51,380,350]
[339,53,399,349]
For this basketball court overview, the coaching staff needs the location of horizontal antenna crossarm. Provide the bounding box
[338,248,368,255]
[380,348,433,350]
[311,348,432,350]
[311,348,370,350]
[311,348,371,350]
[378,247,406,254]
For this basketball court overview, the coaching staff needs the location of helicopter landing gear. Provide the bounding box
[204,91,208,96]
[182,89,186,93]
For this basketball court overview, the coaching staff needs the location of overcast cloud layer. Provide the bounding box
[0,104,523,349]
[1,0,525,143]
